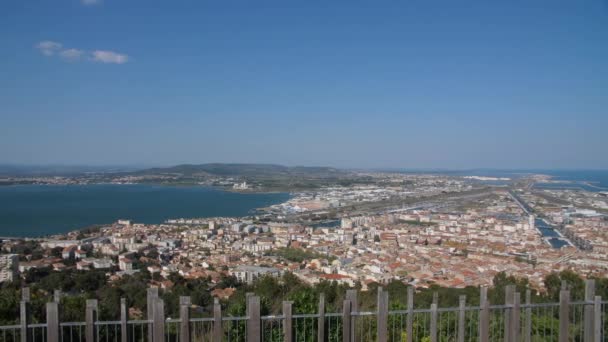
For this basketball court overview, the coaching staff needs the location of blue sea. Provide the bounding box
[0,185,290,237]
[531,170,608,192]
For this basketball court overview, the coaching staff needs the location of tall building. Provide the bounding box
[341,218,353,229]
[0,254,19,283]
[529,215,535,231]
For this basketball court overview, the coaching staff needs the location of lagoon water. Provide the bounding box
[0,185,290,237]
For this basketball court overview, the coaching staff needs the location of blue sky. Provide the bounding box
[1,0,607,169]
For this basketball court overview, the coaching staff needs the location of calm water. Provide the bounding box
[516,170,607,191]
[542,170,608,188]
[533,170,608,192]
[536,218,570,249]
[0,185,290,237]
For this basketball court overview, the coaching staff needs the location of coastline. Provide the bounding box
[0,184,291,238]
[0,181,310,195]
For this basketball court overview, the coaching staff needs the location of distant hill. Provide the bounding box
[0,163,348,179]
[0,164,140,176]
[136,163,347,178]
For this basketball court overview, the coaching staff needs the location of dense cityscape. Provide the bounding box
[2,170,607,306]
[2,0,608,340]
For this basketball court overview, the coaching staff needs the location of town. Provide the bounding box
[2,172,606,303]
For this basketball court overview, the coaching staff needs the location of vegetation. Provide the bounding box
[1,266,607,342]
[398,219,436,226]
[264,247,336,263]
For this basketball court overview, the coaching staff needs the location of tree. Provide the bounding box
[98,286,123,320]
[38,271,75,292]
[489,272,533,305]
[544,270,584,301]
[24,267,51,284]
[0,287,20,324]
[288,287,317,314]
[50,247,63,258]
[73,270,107,293]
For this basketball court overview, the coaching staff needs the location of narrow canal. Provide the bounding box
[509,190,570,249]
[536,218,570,248]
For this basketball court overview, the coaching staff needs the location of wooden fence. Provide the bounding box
[6,280,607,342]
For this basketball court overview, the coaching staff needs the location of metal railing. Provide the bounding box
[4,280,608,342]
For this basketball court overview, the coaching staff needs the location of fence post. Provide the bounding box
[346,290,358,342]
[213,298,222,342]
[511,292,520,342]
[432,291,439,342]
[153,298,165,342]
[247,295,261,342]
[457,295,465,342]
[559,290,570,342]
[20,287,30,342]
[406,287,413,342]
[377,287,388,342]
[46,301,59,342]
[318,294,325,342]
[342,300,352,342]
[53,290,62,303]
[525,290,531,342]
[180,296,191,342]
[283,301,293,342]
[594,296,601,342]
[584,279,595,342]
[479,286,489,342]
[430,303,438,342]
[86,299,98,342]
[147,288,158,342]
[120,298,128,342]
[504,285,515,342]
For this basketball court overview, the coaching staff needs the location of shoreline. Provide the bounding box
[0,181,308,195]
[0,184,292,239]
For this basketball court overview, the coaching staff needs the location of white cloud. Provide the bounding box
[36,41,62,56]
[35,41,129,65]
[81,0,102,5]
[90,50,129,64]
[60,48,85,61]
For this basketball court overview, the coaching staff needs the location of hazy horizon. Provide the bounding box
[1,162,608,173]
[2,0,607,169]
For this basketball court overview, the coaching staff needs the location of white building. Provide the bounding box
[233,182,249,190]
[0,254,18,283]
[341,218,353,229]
[232,265,282,284]
[529,215,535,231]
[118,256,134,271]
